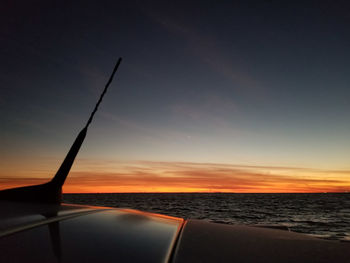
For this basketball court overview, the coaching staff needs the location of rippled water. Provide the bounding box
[63,193,350,241]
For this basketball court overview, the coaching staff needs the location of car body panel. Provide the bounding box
[0,201,101,237]
[0,202,183,263]
[173,219,350,263]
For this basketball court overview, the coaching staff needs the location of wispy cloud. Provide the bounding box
[2,160,349,193]
[100,111,207,143]
[69,160,350,193]
[169,93,239,131]
[146,9,261,95]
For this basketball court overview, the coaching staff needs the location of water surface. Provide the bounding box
[63,193,350,241]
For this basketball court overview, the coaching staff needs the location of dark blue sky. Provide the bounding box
[1,1,350,173]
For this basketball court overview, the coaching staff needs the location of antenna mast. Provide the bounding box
[0,58,123,203]
[86,58,122,128]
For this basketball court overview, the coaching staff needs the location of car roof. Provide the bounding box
[0,201,183,262]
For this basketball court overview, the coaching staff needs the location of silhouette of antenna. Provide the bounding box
[86,58,122,128]
[50,57,122,188]
[0,58,123,203]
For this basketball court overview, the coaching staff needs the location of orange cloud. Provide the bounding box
[1,161,349,193]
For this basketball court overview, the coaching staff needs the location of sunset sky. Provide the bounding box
[1,1,350,193]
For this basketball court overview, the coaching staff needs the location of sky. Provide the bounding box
[1,1,350,193]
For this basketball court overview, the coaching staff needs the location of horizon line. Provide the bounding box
[63,191,350,194]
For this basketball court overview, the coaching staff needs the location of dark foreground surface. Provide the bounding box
[1,201,350,263]
[63,193,350,242]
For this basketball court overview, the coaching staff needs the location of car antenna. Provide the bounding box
[0,58,122,203]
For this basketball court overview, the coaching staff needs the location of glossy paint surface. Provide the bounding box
[0,203,183,263]
[0,201,97,237]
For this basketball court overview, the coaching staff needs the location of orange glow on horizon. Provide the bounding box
[1,160,349,194]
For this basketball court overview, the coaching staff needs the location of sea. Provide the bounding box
[63,193,350,242]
